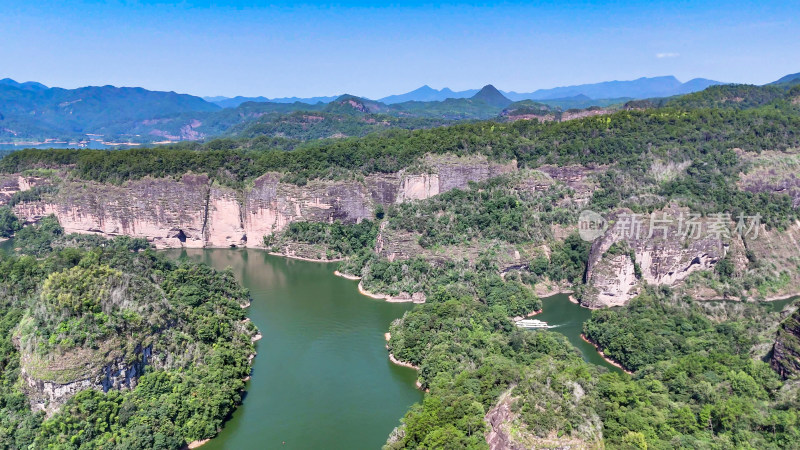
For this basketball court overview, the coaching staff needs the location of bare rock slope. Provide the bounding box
[7,155,515,249]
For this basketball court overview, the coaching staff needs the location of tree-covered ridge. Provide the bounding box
[384,290,602,449]
[386,174,574,248]
[230,110,454,141]
[0,218,258,449]
[584,291,800,448]
[4,97,799,184]
[665,84,795,110]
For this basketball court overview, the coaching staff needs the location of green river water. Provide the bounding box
[158,248,797,448]
[166,248,421,450]
[535,294,624,373]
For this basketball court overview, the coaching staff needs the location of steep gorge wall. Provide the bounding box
[21,344,152,415]
[583,206,728,308]
[8,155,516,249]
[771,308,800,379]
[13,174,209,248]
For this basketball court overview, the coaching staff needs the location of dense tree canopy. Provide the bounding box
[0,218,258,449]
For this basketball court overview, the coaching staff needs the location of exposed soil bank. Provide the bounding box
[333,270,361,280]
[268,252,344,263]
[384,333,428,392]
[357,281,425,303]
[511,310,542,322]
[186,438,210,449]
[388,353,420,371]
[580,334,633,375]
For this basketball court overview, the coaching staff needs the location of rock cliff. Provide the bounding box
[771,308,800,379]
[21,344,152,415]
[484,387,602,450]
[7,154,516,249]
[583,206,727,308]
[0,173,45,204]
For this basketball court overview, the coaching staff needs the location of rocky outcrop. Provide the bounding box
[771,308,800,379]
[484,387,602,450]
[0,173,43,204]
[560,108,611,121]
[738,150,800,208]
[536,164,601,205]
[13,174,210,248]
[583,206,727,308]
[21,344,152,415]
[485,389,525,450]
[7,154,517,248]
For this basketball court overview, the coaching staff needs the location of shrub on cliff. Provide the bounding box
[0,206,21,238]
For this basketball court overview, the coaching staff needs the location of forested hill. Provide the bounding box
[1,77,800,450]
[0,82,219,139]
[0,74,794,146]
[0,219,258,448]
[4,83,799,186]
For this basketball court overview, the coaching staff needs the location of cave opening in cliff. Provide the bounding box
[176,229,187,243]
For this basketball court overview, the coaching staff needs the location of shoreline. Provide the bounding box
[762,292,800,302]
[388,352,420,370]
[187,439,210,449]
[267,251,344,263]
[333,270,362,280]
[385,333,428,392]
[358,281,393,300]
[357,280,420,303]
[535,284,574,298]
[580,334,633,375]
[511,309,542,322]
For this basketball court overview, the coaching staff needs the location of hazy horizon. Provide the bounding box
[2,0,798,98]
[1,74,749,101]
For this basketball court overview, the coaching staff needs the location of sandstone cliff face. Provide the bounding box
[21,344,152,415]
[13,174,209,248]
[0,174,43,204]
[8,154,517,249]
[771,308,800,379]
[583,207,727,308]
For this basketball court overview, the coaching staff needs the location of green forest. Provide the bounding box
[0,82,799,449]
[0,218,258,449]
[584,291,800,448]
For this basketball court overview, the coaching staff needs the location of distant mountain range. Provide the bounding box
[506,76,724,100]
[375,76,726,104]
[769,72,800,86]
[207,76,726,108]
[205,95,339,108]
[378,85,478,104]
[0,78,48,91]
[0,72,796,145]
[0,81,218,143]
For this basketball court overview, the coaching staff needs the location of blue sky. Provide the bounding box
[1,0,798,98]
